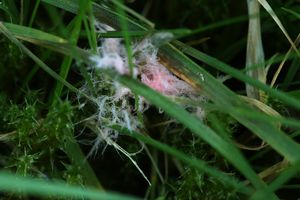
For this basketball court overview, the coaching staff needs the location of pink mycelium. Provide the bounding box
[141,62,195,96]
[134,38,195,96]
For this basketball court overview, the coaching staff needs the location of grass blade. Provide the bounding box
[3,22,67,43]
[246,0,265,100]
[41,0,148,31]
[257,0,300,58]
[0,172,139,200]
[282,7,300,19]
[271,34,300,87]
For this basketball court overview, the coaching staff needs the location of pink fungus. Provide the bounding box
[141,63,194,96]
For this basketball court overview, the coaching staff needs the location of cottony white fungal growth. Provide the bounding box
[81,21,205,185]
[90,37,131,75]
[87,22,205,136]
[90,24,138,77]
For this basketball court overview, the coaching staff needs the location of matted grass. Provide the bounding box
[0,0,300,199]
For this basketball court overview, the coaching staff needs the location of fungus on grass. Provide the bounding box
[82,22,205,185]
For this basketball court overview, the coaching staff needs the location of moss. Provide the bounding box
[169,168,239,200]
[157,112,238,200]
[0,95,77,183]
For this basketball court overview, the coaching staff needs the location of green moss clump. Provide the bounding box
[0,94,81,186]
[169,168,239,200]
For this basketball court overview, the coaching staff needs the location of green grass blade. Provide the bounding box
[28,0,41,27]
[50,0,89,105]
[43,2,69,37]
[271,34,300,88]
[64,140,103,190]
[288,90,300,100]
[282,7,300,19]
[282,56,300,90]
[20,0,30,25]
[95,29,191,38]
[258,0,300,58]
[3,22,67,43]
[83,2,97,53]
[269,161,300,191]
[0,172,139,200]
[2,22,91,62]
[41,0,79,13]
[230,106,300,129]
[41,0,148,31]
[172,41,300,111]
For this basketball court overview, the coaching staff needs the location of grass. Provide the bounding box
[0,0,300,199]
